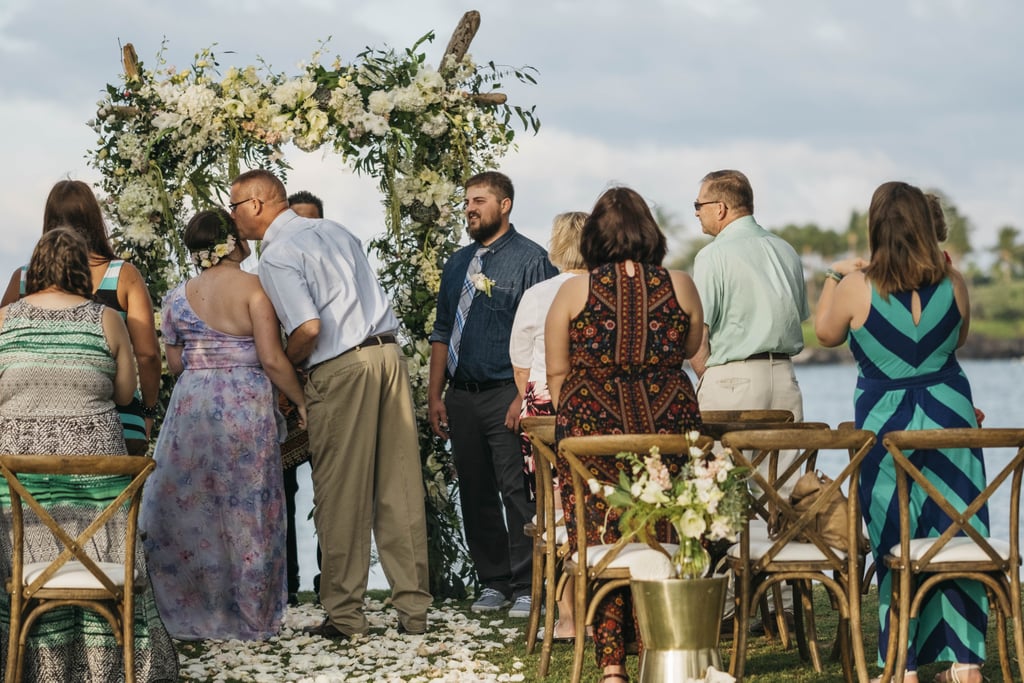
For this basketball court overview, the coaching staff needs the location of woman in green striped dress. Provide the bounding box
[814,181,986,683]
[0,228,178,681]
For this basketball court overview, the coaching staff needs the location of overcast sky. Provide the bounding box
[2,0,1022,277]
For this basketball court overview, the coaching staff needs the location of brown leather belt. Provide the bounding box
[744,351,790,361]
[308,334,397,373]
[343,334,397,355]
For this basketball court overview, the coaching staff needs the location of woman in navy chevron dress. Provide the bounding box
[815,181,986,683]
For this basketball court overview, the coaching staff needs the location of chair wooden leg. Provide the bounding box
[848,584,868,683]
[570,571,587,683]
[124,626,135,683]
[5,615,20,683]
[992,587,1011,683]
[772,582,792,650]
[1011,576,1024,683]
[835,617,853,680]
[792,581,810,663]
[526,538,544,654]
[730,567,751,682]
[797,581,824,671]
[892,570,912,683]
[538,554,560,677]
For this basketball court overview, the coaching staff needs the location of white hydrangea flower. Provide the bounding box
[271,77,317,108]
[367,90,394,115]
[420,112,449,138]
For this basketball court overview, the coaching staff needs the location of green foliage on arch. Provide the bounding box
[88,29,539,597]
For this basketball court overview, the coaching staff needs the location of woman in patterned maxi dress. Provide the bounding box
[546,187,704,683]
[140,209,307,641]
[0,228,178,681]
[815,181,986,683]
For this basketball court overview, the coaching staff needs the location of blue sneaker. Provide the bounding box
[507,594,532,618]
[471,587,510,612]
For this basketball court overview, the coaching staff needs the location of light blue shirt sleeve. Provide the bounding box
[258,245,320,335]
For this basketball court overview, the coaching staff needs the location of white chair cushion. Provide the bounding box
[531,509,565,525]
[535,508,567,544]
[572,542,680,580]
[888,537,1011,563]
[748,519,770,540]
[728,539,849,562]
[23,561,130,589]
[542,526,569,545]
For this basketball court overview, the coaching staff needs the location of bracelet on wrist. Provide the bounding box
[824,268,844,283]
[141,403,160,419]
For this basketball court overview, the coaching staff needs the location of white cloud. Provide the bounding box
[2,0,1023,281]
[0,98,100,276]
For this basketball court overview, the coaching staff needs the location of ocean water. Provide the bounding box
[292,358,1024,591]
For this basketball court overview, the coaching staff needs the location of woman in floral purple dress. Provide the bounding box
[141,209,306,641]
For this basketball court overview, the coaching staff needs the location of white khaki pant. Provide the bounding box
[698,357,804,616]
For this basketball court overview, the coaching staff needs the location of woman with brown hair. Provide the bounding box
[140,208,305,641]
[815,181,986,683]
[2,179,161,454]
[0,227,179,680]
[545,186,704,682]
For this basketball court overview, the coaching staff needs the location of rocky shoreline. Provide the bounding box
[794,334,1024,365]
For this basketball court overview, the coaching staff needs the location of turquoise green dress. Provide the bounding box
[0,299,178,680]
[850,278,987,670]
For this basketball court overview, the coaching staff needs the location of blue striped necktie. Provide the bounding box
[447,247,488,378]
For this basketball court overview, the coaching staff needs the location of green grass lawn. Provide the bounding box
[465,584,1018,682]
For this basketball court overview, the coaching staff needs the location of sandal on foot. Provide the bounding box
[600,675,629,683]
[934,663,982,683]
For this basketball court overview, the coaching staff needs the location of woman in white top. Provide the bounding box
[509,210,587,641]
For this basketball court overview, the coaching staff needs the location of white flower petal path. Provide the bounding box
[177,598,527,682]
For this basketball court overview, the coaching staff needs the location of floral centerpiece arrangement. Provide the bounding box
[591,432,749,579]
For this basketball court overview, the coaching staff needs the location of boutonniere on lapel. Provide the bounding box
[470,272,496,297]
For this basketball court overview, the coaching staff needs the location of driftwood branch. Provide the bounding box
[441,10,480,75]
[106,106,140,118]
[123,43,140,82]
[469,93,507,106]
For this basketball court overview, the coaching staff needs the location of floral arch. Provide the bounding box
[89,11,539,597]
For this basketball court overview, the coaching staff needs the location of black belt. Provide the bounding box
[744,351,790,361]
[450,378,515,393]
[308,334,397,373]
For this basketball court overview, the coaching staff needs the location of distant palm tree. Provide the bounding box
[991,224,1024,281]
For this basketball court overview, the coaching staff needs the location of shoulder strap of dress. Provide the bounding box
[97,260,124,291]
[18,265,26,296]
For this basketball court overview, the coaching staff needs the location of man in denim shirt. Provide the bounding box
[428,171,557,617]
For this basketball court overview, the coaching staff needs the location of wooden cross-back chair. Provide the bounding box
[700,409,795,441]
[720,427,874,683]
[879,429,1024,683]
[0,454,156,683]
[520,415,567,677]
[558,433,713,683]
[701,416,828,648]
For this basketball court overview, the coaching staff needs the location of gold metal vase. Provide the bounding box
[630,575,728,682]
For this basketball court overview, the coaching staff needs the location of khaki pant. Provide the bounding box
[305,343,432,635]
[698,357,803,616]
